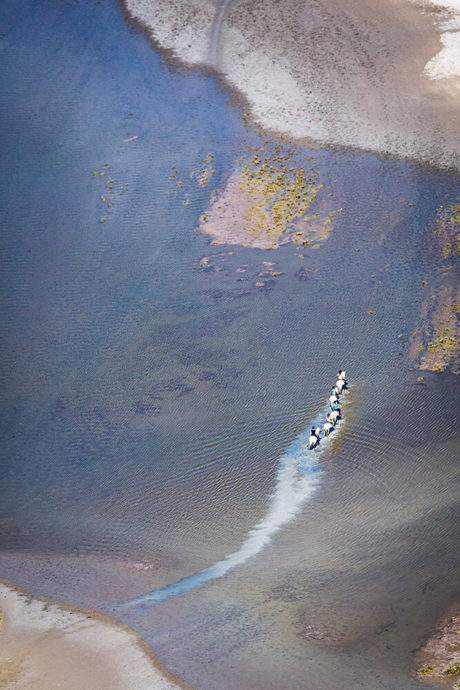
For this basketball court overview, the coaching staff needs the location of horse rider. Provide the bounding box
[329,391,339,409]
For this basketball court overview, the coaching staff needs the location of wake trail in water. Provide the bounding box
[120,405,336,610]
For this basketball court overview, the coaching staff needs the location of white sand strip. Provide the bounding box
[0,581,189,690]
[409,1,460,80]
[425,31,460,79]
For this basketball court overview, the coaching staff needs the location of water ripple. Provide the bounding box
[119,389,348,608]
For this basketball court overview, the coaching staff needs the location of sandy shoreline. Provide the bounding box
[0,580,190,689]
[122,0,460,169]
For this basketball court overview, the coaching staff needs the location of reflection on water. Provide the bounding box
[1,1,459,689]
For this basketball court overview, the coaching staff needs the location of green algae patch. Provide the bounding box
[237,146,323,243]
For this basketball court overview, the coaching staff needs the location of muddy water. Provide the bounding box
[0,1,459,689]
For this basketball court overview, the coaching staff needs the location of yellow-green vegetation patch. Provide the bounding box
[419,664,433,674]
[233,143,338,247]
[191,153,215,187]
[446,661,460,677]
[424,307,457,372]
[92,164,129,223]
[417,292,460,373]
[432,202,460,260]
[408,199,460,374]
[409,296,460,373]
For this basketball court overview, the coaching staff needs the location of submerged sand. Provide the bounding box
[124,0,460,169]
[0,582,188,690]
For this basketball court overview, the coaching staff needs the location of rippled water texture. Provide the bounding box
[1,1,459,689]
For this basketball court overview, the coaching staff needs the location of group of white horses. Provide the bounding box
[309,371,347,449]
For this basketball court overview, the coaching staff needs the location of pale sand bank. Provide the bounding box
[414,0,460,80]
[124,0,460,168]
[425,31,460,79]
[0,581,189,690]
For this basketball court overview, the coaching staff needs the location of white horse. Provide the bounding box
[323,421,334,436]
[329,393,338,409]
[309,434,320,449]
[330,409,341,424]
[335,379,346,394]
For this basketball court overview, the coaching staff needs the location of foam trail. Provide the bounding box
[120,411,332,610]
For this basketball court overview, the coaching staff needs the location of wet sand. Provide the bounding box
[123,0,460,169]
[0,581,188,690]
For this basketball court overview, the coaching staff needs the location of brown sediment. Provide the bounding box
[121,0,460,169]
[414,603,460,685]
[0,579,192,690]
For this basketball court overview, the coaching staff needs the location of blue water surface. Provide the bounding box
[1,2,459,689]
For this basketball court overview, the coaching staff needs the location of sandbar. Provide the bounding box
[0,581,189,690]
[196,145,338,248]
[123,0,460,169]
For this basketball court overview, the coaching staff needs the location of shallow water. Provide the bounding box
[1,1,459,689]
